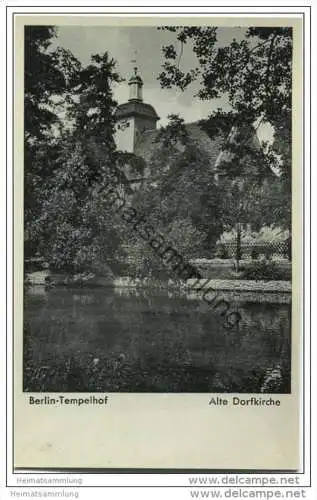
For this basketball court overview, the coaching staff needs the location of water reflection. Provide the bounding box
[24,287,291,393]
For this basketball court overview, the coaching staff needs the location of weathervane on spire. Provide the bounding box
[131,49,139,76]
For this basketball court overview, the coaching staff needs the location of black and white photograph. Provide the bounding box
[23,23,293,395]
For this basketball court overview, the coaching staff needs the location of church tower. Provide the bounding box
[114,67,160,153]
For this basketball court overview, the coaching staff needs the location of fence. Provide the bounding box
[216,239,291,261]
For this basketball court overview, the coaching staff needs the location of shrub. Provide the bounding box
[242,261,291,281]
[264,248,273,260]
[251,248,259,260]
[215,244,230,259]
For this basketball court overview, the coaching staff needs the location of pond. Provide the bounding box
[23,287,291,393]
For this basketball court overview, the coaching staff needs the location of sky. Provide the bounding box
[52,25,274,143]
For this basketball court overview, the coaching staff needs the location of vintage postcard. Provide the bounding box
[11,12,305,472]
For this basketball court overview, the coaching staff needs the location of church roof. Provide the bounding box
[115,101,160,121]
[134,122,227,168]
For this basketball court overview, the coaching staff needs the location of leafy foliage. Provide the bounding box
[131,115,224,258]
[25,26,292,277]
[24,26,81,144]
[24,27,128,273]
[158,27,292,232]
[24,27,82,255]
[242,261,291,281]
[159,26,292,123]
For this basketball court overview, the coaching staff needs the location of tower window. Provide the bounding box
[117,121,130,130]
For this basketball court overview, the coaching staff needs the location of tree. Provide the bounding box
[31,51,129,273]
[132,114,224,259]
[24,26,81,159]
[24,26,81,256]
[158,27,292,232]
[159,27,292,125]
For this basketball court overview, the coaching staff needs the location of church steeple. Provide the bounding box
[114,65,159,153]
[128,66,143,102]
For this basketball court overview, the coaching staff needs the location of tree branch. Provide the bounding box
[264,34,278,101]
[177,40,184,69]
